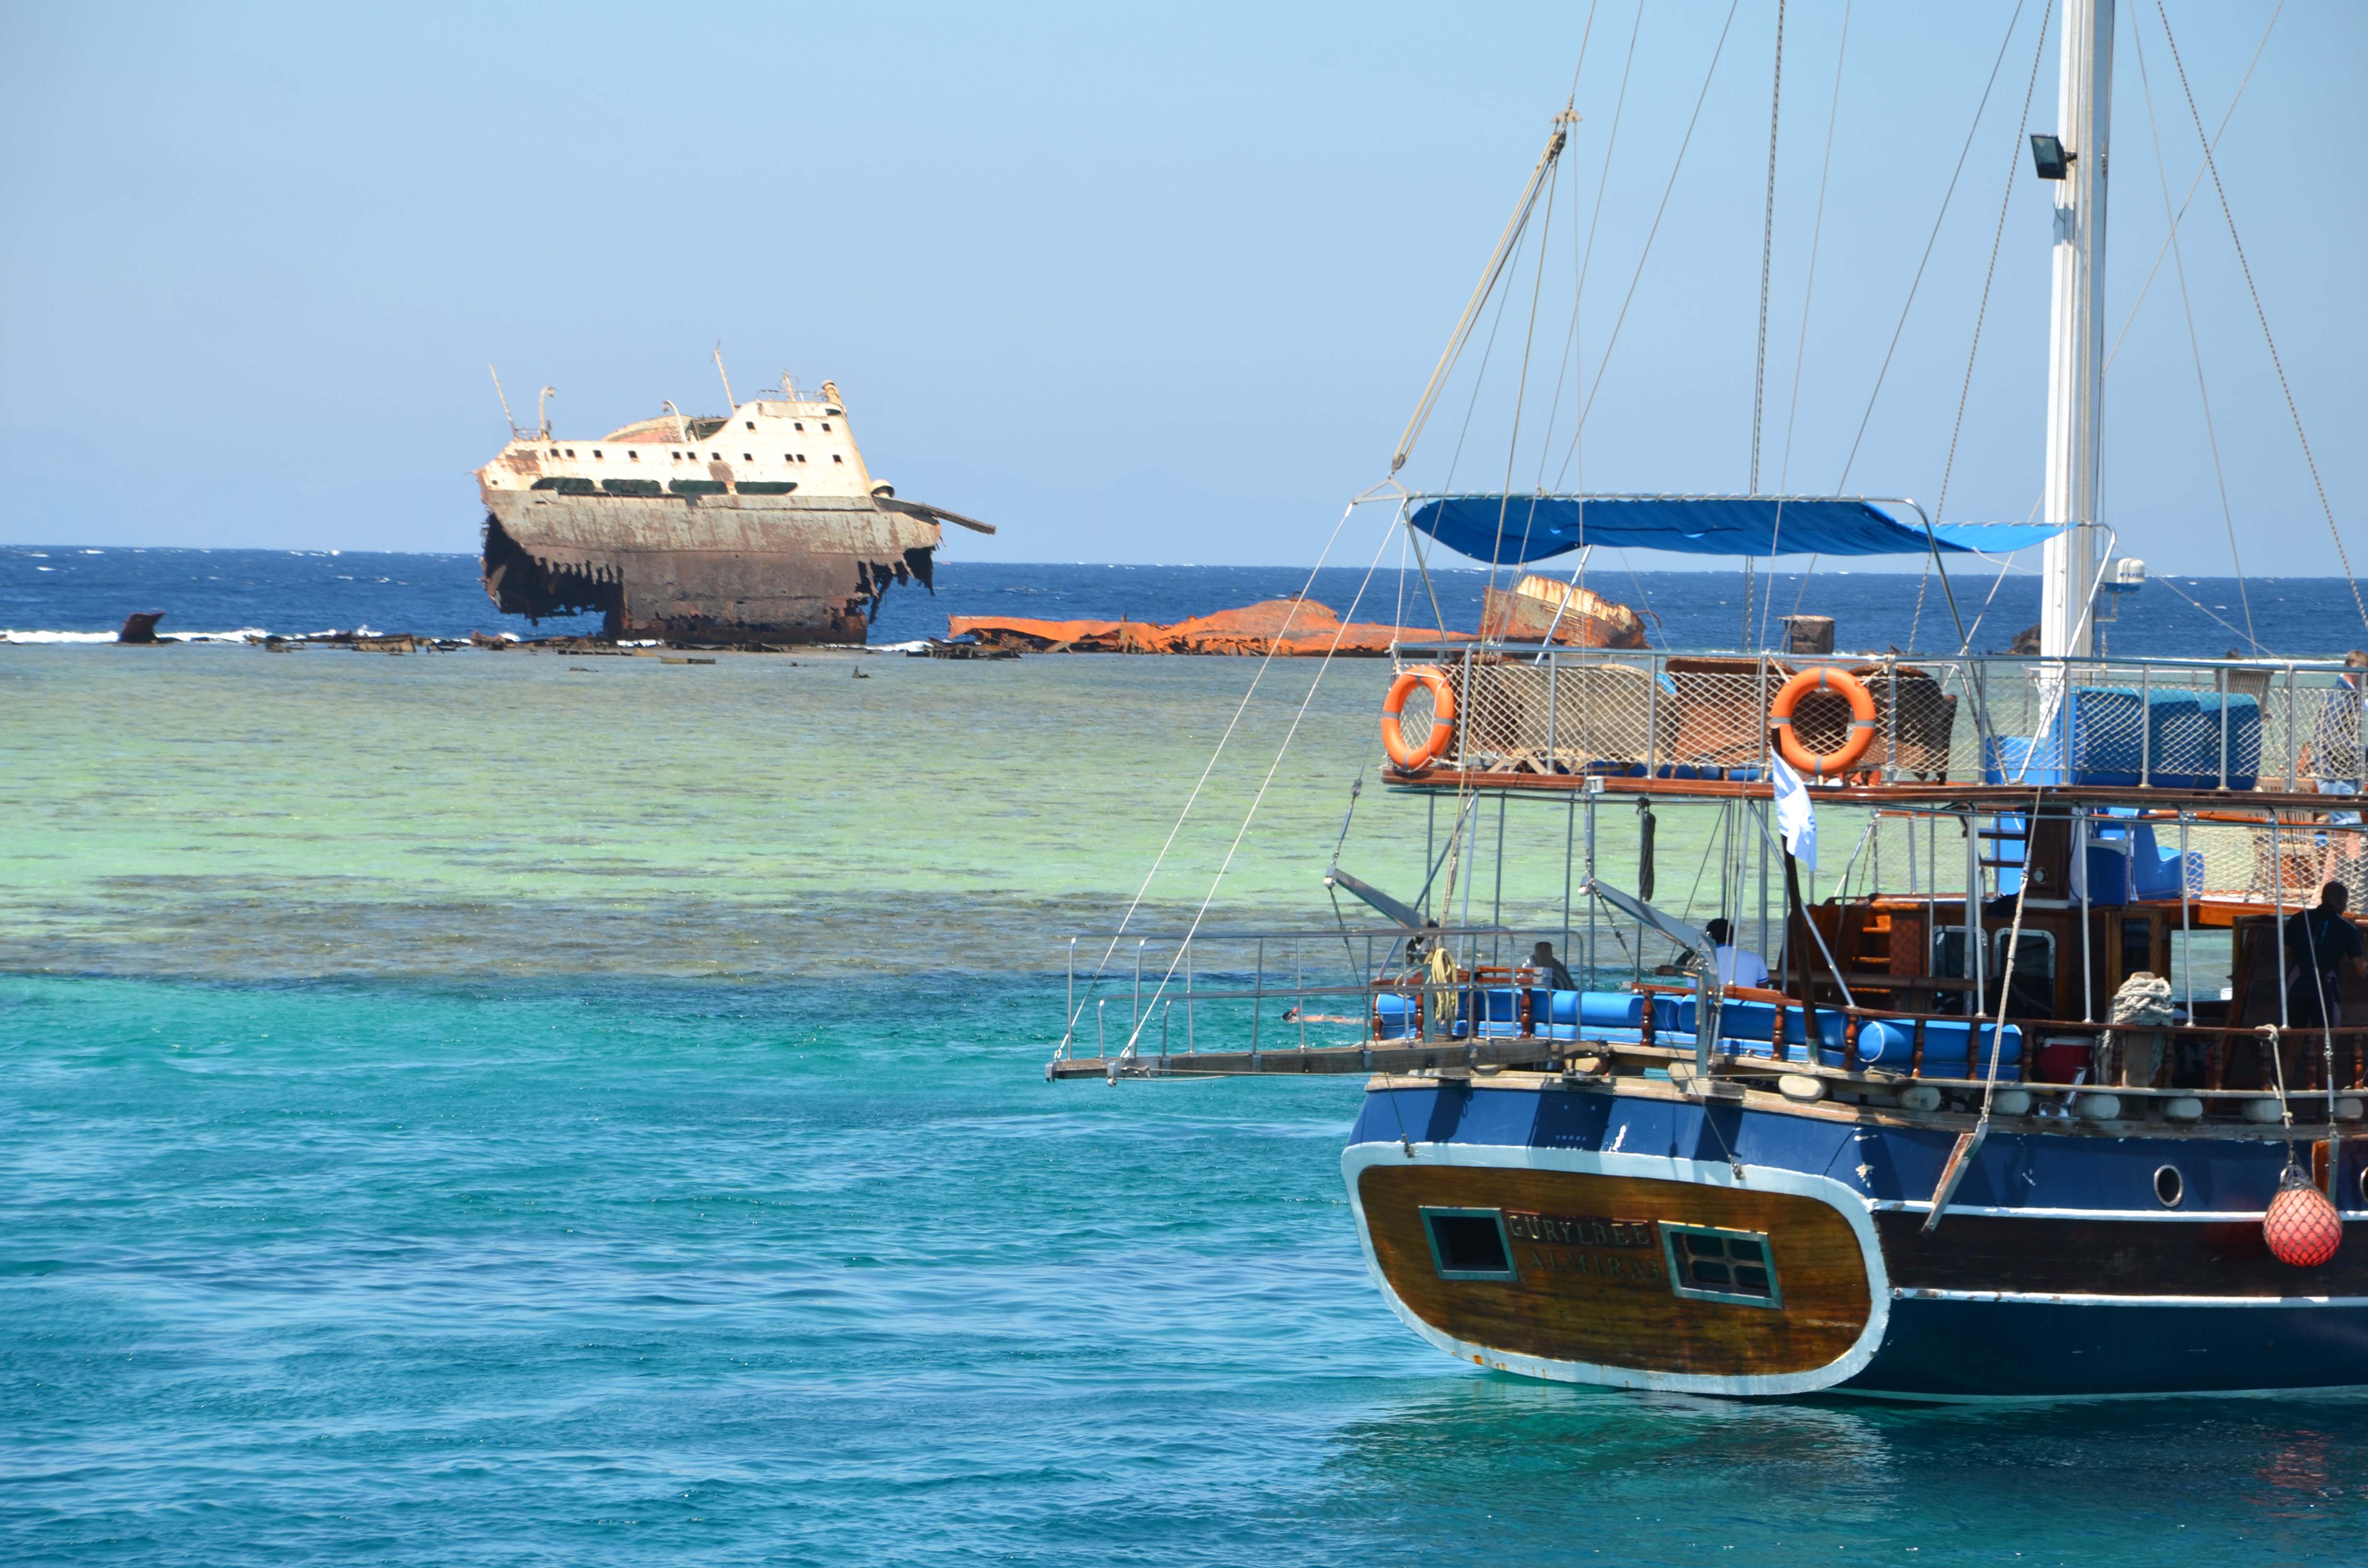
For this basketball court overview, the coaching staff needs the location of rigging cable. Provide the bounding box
[1832,0,2030,493]
[2154,0,2368,636]
[1761,0,1854,651]
[1550,0,1743,490]
[1912,0,2056,653]
[2102,3,2283,379]
[2128,8,2257,653]
[1743,0,1785,649]
[1559,0,1648,533]
[1824,0,2040,660]
[1122,510,1432,1053]
[1529,10,1606,497]
[1054,492,1383,1050]
[1487,115,1570,580]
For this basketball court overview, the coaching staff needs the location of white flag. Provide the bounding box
[1772,750,1817,870]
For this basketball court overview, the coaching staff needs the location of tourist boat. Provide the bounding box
[1049,2,2368,1398]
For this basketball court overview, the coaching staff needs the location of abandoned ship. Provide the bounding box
[476,373,993,643]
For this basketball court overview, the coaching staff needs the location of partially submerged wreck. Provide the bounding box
[476,374,991,643]
[1480,574,1649,647]
[949,598,1461,656]
[950,583,1647,656]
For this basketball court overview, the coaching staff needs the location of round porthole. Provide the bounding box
[2154,1165,2184,1209]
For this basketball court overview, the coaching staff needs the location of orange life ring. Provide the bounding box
[1770,666,1876,778]
[1381,667,1457,771]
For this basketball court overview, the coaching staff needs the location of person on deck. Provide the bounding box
[2304,651,2368,812]
[1529,940,1577,992]
[1705,919,1771,989]
[2284,881,2367,1029]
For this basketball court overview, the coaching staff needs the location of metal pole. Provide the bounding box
[2274,815,2288,1029]
[1492,793,1508,968]
[1586,785,1599,988]
[1563,790,1576,970]
[2078,808,2094,1022]
[1133,938,1144,1032]
[1185,939,1195,1051]
[2179,810,2193,1021]
[1253,937,1265,1058]
[1967,808,1987,1020]
[1425,795,1437,922]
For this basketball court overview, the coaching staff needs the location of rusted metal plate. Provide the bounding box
[481,493,939,643]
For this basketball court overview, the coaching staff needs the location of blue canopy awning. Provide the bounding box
[1406,494,2066,565]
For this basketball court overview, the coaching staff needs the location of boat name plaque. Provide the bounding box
[1504,1210,1666,1284]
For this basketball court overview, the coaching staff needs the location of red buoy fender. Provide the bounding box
[1381,667,1457,771]
[1770,666,1877,778]
[2265,1165,2343,1267]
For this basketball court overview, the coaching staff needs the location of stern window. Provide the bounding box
[1662,1224,1781,1308]
[1422,1208,1517,1282]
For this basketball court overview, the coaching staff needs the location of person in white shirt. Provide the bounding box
[1706,919,1770,988]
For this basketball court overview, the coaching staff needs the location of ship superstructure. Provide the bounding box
[475,374,991,643]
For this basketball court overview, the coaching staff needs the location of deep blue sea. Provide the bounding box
[4,543,2363,658]
[6,547,2368,1565]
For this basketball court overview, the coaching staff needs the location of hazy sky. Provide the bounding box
[2,1,2359,574]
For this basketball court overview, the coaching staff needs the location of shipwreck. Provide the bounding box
[476,369,991,644]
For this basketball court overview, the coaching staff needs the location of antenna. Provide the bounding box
[536,386,555,441]
[489,364,519,438]
[714,343,736,408]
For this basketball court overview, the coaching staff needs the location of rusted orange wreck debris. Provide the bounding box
[948,580,1648,656]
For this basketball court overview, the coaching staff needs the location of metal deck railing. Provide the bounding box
[1385,646,2364,796]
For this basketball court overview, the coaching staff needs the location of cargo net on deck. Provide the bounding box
[1397,648,2363,795]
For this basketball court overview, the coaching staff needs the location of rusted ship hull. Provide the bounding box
[481,492,940,643]
[1479,574,1649,647]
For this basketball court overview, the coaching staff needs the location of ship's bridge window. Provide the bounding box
[745,421,755,430]
[629,450,640,460]
[783,453,793,462]
[592,449,604,459]
[1421,1208,1517,1282]
[821,422,832,432]
[794,421,804,431]
[832,454,843,463]
[549,447,560,457]
[565,448,576,457]
[1662,1224,1781,1308]
[743,453,753,461]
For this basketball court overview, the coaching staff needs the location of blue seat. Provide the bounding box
[1851,1018,2023,1072]
[2182,692,2262,789]
[1986,686,2169,786]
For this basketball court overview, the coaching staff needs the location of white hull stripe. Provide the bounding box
[1895,1287,2368,1308]
[1874,1201,2368,1222]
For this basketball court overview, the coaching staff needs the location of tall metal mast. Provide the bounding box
[2039,0,2113,659]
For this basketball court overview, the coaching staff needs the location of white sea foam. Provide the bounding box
[7,626,310,645]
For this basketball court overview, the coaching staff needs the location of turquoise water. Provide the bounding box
[7,644,2368,1563]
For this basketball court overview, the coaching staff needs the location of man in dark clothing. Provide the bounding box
[2284,881,2367,1028]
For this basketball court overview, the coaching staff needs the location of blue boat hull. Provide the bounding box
[1345,1077,2368,1399]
